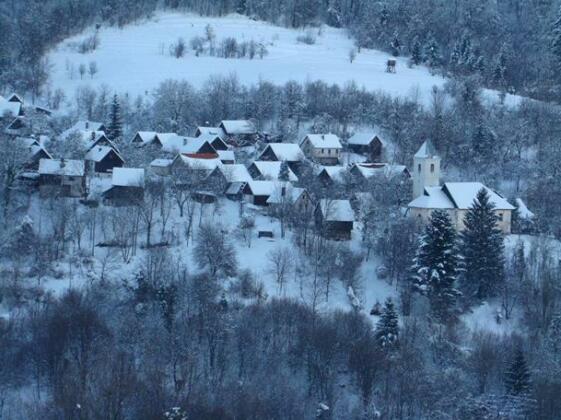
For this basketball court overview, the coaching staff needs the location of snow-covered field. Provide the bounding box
[47,12,517,106]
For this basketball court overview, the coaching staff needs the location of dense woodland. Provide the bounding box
[1,1,561,420]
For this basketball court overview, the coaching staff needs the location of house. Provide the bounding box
[206,164,252,197]
[7,93,24,104]
[242,181,288,206]
[248,161,298,182]
[60,128,116,152]
[317,166,347,186]
[196,133,229,151]
[38,158,86,197]
[0,96,23,120]
[159,135,218,158]
[85,146,125,173]
[66,120,106,133]
[408,141,514,233]
[103,168,145,206]
[258,143,304,163]
[350,163,410,182]
[347,132,384,161]
[219,120,258,144]
[315,199,355,240]
[18,137,52,170]
[300,134,342,165]
[150,158,174,176]
[131,131,159,147]
[267,186,312,214]
[217,149,235,164]
[194,126,226,140]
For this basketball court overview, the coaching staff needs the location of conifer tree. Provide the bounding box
[279,160,290,182]
[390,32,401,57]
[424,35,440,68]
[460,188,506,300]
[375,297,399,348]
[505,348,531,395]
[107,93,123,141]
[411,210,461,323]
[411,36,422,65]
[493,46,508,91]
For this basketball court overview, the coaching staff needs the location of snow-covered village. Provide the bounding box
[1,2,561,419]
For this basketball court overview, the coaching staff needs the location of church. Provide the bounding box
[407,140,514,234]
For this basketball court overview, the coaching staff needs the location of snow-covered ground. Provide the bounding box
[47,12,518,107]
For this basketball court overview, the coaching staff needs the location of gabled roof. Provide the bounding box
[442,182,515,210]
[0,98,22,118]
[217,149,235,162]
[260,143,304,161]
[408,186,455,209]
[318,165,347,182]
[39,159,85,176]
[267,186,307,205]
[7,93,24,103]
[111,168,145,188]
[245,180,288,196]
[197,133,228,147]
[301,134,342,149]
[317,199,355,222]
[250,161,298,181]
[85,146,124,163]
[67,120,105,132]
[414,140,438,159]
[220,120,257,135]
[347,132,383,146]
[195,126,226,138]
[216,164,252,183]
[19,137,52,160]
[176,155,223,171]
[352,163,408,179]
[150,158,174,168]
[132,131,158,145]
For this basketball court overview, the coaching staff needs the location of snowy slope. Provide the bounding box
[47,12,517,106]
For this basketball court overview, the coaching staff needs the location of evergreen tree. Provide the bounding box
[278,160,290,182]
[493,45,508,91]
[424,35,440,68]
[390,31,401,57]
[107,94,123,141]
[449,40,461,69]
[375,297,399,348]
[505,348,531,395]
[411,210,461,323]
[460,188,506,300]
[411,36,422,65]
[472,117,495,166]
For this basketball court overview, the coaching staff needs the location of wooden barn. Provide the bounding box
[315,199,355,240]
[103,168,145,206]
[85,146,125,173]
[347,133,384,161]
[38,158,86,197]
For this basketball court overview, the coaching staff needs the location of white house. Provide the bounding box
[300,134,342,165]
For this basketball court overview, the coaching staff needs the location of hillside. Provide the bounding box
[47,12,516,106]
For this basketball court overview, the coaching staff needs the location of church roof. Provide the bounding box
[414,140,438,158]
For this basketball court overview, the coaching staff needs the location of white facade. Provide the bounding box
[412,140,441,198]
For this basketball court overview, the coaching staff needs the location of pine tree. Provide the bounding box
[279,160,290,182]
[390,31,401,57]
[460,188,505,300]
[107,93,123,141]
[493,46,508,91]
[505,348,531,395]
[375,297,399,348]
[411,36,422,65]
[411,210,461,323]
[472,117,494,165]
[424,35,440,68]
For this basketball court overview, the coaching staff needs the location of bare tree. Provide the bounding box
[78,63,86,79]
[267,246,293,295]
[88,61,98,79]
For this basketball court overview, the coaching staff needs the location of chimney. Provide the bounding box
[183,138,187,145]
[91,131,96,140]
[85,121,89,129]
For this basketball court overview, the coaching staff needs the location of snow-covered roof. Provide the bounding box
[217,149,235,162]
[111,167,145,188]
[408,186,455,209]
[0,98,21,118]
[301,134,342,149]
[408,183,515,211]
[220,120,257,135]
[196,126,226,138]
[19,137,52,159]
[317,199,355,222]
[515,198,534,219]
[267,186,307,204]
[85,145,123,162]
[260,143,304,161]
[219,164,252,183]
[442,182,514,210]
[60,128,113,151]
[353,163,407,179]
[318,165,347,182]
[133,131,158,145]
[150,158,174,168]
[246,180,287,196]
[414,140,439,158]
[347,132,383,146]
[39,158,85,176]
[7,93,23,103]
[197,132,226,144]
[250,161,298,181]
[68,120,105,132]
[177,155,223,171]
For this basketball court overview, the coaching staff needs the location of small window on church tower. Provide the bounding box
[430,163,435,173]
[418,164,421,172]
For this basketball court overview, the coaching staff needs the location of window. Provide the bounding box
[418,164,421,172]
[498,212,503,221]
[328,149,331,155]
[430,163,435,173]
